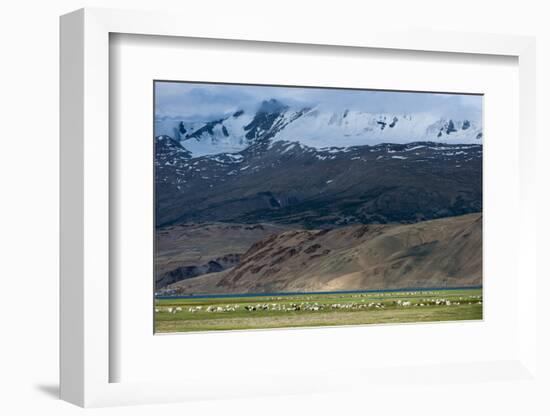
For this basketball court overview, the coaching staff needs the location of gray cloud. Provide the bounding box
[155,81,482,122]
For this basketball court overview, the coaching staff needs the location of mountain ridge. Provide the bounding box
[168,213,482,294]
[155,139,482,228]
[155,98,483,157]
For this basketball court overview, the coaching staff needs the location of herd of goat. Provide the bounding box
[156,294,482,315]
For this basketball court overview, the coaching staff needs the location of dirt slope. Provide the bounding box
[169,213,482,294]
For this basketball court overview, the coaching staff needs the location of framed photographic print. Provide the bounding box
[60,8,539,408]
[153,81,484,333]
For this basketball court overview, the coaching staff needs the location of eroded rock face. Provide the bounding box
[155,253,241,289]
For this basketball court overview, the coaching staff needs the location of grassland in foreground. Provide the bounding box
[154,288,482,333]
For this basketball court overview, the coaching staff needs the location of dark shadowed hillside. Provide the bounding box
[155,222,292,289]
[156,140,482,228]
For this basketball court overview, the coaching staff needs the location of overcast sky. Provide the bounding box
[155,81,483,122]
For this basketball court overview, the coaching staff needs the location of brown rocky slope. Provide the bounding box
[169,213,482,294]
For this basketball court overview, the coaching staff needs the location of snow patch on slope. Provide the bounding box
[273,107,482,149]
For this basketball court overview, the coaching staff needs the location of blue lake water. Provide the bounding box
[155,285,482,300]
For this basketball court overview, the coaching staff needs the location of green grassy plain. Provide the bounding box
[154,288,482,333]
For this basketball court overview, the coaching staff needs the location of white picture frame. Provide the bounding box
[60,7,538,408]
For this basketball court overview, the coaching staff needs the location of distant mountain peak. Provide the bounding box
[258,98,288,114]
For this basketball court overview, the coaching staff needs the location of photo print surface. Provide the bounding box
[154,81,483,333]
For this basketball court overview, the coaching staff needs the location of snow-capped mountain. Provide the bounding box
[155,97,483,228]
[155,99,483,157]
